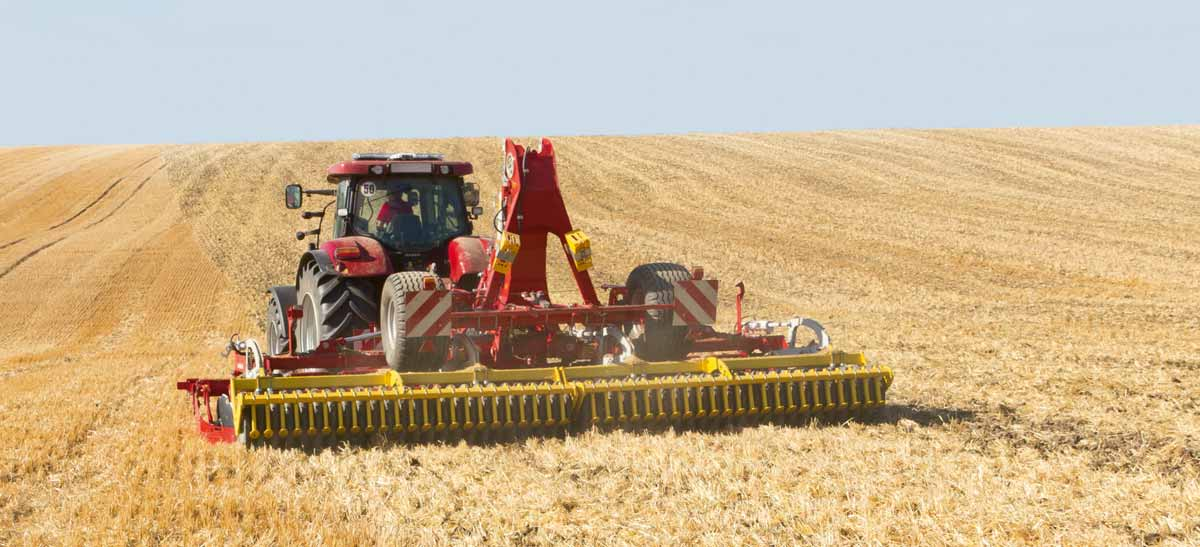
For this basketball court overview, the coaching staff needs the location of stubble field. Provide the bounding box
[0,127,1197,545]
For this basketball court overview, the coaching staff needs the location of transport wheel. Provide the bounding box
[264,286,297,355]
[381,272,450,371]
[624,262,692,361]
[295,261,378,352]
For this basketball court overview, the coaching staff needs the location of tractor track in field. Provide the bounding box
[0,147,112,201]
[0,236,67,280]
[0,155,157,250]
[83,164,164,229]
[45,156,159,231]
[0,163,163,281]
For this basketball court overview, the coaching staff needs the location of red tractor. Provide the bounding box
[274,151,484,368]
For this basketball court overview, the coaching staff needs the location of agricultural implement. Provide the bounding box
[177,138,893,446]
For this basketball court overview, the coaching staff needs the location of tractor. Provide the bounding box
[272,152,484,369]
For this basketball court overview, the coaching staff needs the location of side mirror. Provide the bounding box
[284,184,303,209]
[462,182,480,207]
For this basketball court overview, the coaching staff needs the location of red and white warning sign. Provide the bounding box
[405,289,453,338]
[671,279,719,326]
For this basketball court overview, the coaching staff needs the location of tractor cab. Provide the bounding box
[339,175,471,251]
[285,153,482,275]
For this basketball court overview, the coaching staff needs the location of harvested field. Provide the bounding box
[1,127,1198,545]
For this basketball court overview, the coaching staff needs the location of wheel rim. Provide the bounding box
[385,298,397,345]
[266,320,279,354]
[300,294,318,352]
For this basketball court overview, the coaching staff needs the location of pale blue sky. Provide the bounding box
[1,1,1196,145]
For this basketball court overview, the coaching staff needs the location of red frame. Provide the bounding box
[175,379,235,443]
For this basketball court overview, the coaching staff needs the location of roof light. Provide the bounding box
[388,152,444,161]
[391,162,433,174]
[352,152,444,161]
[439,165,451,175]
[369,165,384,175]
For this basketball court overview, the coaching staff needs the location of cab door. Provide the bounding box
[333,178,351,237]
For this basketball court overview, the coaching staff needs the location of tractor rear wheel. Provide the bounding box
[380,272,449,371]
[625,262,692,361]
[264,286,297,355]
[295,261,378,353]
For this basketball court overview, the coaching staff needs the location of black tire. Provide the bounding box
[625,262,692,361]
[264,286,297,355]
[381,272,449,371]
[295,261,379,353]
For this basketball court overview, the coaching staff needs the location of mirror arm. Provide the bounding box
[304,189,337,197]
[313,200,335,246]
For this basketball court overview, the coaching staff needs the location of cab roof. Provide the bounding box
[326,153,473,183]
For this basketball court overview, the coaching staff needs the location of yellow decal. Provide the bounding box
[563,230,593,272]
[492,232,521,275]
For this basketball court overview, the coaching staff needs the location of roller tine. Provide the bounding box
[685,384,697,425]
[822,372,834,414]
[447,386,459,433]
[349,389,361,435]
[485,386,497,431]
[278,400,292,441]
[329,389,342,436]
[518,386,530,429]
[363,389,375,435]
[390,387,402,435]
[463,386,477,432]
[291,393,304,438]
[602,384,615,425]
[427,395,436,434]
[530,387,542,428]
[320,396,332,436]
[615,381,627,426]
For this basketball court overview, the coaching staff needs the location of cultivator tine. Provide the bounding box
[229,356,893,446]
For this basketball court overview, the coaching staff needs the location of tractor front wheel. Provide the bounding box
[380,272,449,371]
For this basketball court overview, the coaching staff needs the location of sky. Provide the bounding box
[1,1,1197,146]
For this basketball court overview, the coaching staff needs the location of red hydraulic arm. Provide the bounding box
[476,138,600,309]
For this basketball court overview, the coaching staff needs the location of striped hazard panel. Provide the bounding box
[404,289,453,338]
[671,279,718,326]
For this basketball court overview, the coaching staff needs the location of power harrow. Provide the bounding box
[177,138,893,446]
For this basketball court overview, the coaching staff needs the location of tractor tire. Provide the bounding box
[625,262,692,361]
[264,286,297,355]
[380,272,449,371]
[295,261,379,353]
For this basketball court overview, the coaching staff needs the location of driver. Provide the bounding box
[376,188,421,241]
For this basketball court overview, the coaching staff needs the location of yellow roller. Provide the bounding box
[230,351,892,446]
